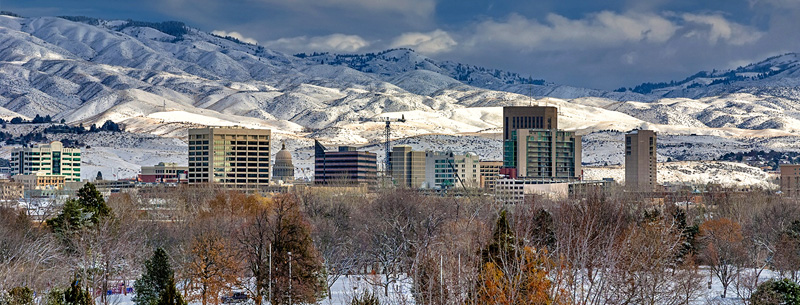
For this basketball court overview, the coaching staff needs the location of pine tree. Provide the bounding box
[155,277,186,305]
[7,287,33,305]
[46,183,111,235]
[481,210,515,265]
[64,279,91,305]
[134,248,175,305]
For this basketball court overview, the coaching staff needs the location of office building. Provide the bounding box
[480,161,503,191]
[425,151,481,189]
[495,178,610,204]
[273,143,295,182]
[314,141,377,184]
[188,126,271,191]
[625,130,657,191]
[505,129,581,179]
[781,164,800,197]
[10,141,81,182]
[139,162,188,183]
[503,106,558,141]
[13,172,65,191]
[390,145,426,188]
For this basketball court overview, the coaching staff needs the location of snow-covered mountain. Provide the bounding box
[2,13,800,187]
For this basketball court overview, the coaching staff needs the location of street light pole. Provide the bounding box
[288,251,292,305]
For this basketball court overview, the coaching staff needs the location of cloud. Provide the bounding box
[262,34,370,53]
[211,30,259,45]
[466,11,762,52]
[681,13,764,45]
[389,30,457,54]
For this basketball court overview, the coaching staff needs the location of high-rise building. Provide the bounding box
[625,130,657,191]
[273,143,295,182]
[480,161,503,191]
[425,151,481,189]
[506,129,581,179]
[503,106,558,141]
[188,126,271,191]
[10,141,81,182]
[314,140,377,184]
[780,164,800,197]
[390,145,426,188]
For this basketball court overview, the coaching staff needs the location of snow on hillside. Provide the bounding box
[2,14,800,187]
[583,161,778,189]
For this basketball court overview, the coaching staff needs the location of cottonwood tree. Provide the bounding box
[552,189,630,305]
[607,216,684,305]
[699,217,746,298]
[297,189,362,300]
[185,230,240,305]
[266,194,325,305]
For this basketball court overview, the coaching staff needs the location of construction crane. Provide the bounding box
[360,114,406,175]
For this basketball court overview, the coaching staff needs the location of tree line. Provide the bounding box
[4,184,800,304]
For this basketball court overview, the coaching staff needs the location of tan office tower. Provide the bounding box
[503,106,558,141]
[625,130,657,191]
[480,161,503,191]
[390,145,426,188]
[780,165,800,197]
[188,126,271,192]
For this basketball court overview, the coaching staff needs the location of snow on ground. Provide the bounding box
[100,268,783,305]
[583,161,778,189]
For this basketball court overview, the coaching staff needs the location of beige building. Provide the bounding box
[425,151,481,189]
[503,106,558,141]
[780,164,800,197]
[13,172,66,191]
[390,145,426,188]
[625,130,657,191]
[188,126,271,191]
[480,161,503,191]
[10,141,81,182]
[0,179,23,200]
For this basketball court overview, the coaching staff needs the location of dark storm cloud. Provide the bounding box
[5,0,800,89]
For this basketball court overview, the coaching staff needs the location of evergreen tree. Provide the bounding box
[45,289,65,305]
[531,209,556,251]
[46,183,111,234]
[133,248,174,305]
[7,287,33,305]
[751,278,800,305]
[481,210,515,264]
[64,279,91,305]
[155,277,185,305]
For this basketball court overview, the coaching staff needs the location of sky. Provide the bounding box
[5,0,800,89]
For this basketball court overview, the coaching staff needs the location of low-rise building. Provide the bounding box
[139,162,188,183]
[495,178,610,204]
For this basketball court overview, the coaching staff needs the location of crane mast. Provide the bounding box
[360,115,406,176]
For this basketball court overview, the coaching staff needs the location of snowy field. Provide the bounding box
[97,268,785,305]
